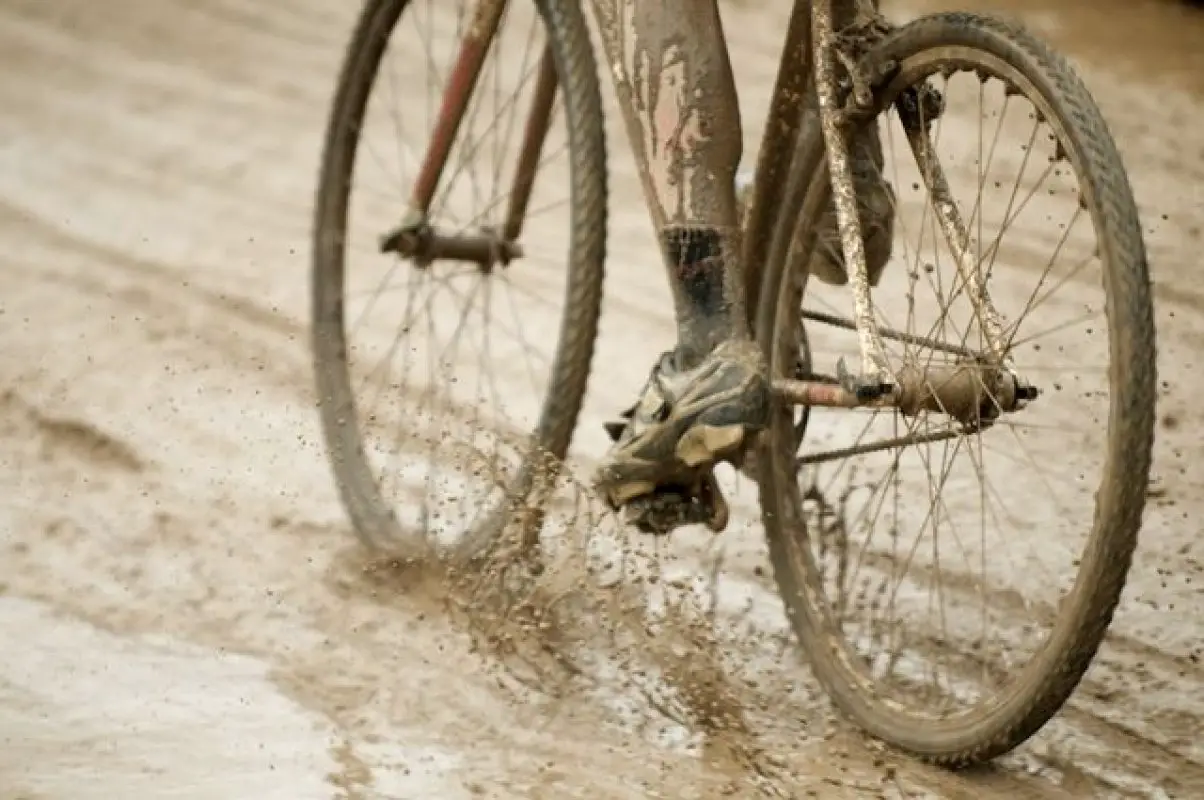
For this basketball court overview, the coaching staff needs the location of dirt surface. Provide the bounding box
[1,0,1202,797]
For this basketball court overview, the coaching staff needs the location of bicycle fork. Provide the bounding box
[378,0,558,274]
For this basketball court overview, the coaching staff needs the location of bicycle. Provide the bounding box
[311,0,1156,767]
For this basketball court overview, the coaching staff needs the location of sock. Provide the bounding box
[661,225,745,367]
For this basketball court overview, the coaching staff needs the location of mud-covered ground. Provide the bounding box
[1,0,1202,797]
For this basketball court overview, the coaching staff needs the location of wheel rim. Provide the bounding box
[314,0,580,551]
[765,41,1147,733]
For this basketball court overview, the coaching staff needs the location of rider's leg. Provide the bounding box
[595,0,748,362]
[588,0,769,518]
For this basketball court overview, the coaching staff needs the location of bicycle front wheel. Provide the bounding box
[754,13,1155,765]
[312,0,606,557]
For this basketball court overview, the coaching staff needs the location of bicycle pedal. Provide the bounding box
[623,471,730,536]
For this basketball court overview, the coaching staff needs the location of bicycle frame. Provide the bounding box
[386,0,1033,419]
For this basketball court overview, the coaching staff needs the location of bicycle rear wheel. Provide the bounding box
[312,0,606,557]
[754,12,1155,765]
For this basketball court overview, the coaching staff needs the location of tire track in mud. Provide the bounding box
[0,392,147,476]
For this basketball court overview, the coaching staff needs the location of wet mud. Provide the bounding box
[1,0,1202,797]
